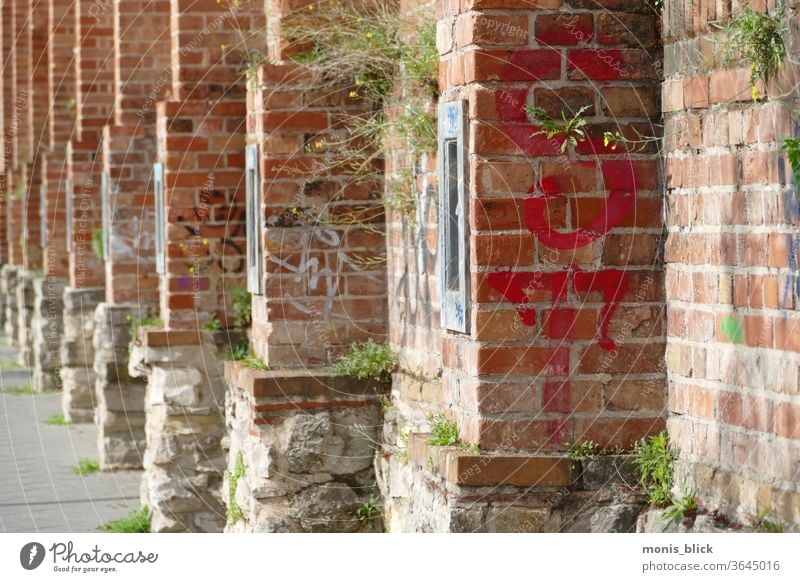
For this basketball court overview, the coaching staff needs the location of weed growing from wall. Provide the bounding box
[633,432,676,506]
[225,450,246,525]
[91,228,104,261]
[716,5,786,98]
[527,104,590,153]
[332,339,397,381]
[284,1,439,219]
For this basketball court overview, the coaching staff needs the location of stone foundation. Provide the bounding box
[378,427,646,533]
[15,272,37,366]
[93,303,149,469]
[223,363,387,533]
[31,277,66,392]
[60,287,105,423]
[129,329,232,533]
[1,265,19,342]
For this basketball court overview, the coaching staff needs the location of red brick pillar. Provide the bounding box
[92,0,172,468]
[60,0,115,418]
[247,61,389,367]
[0,3,9,329]
[438,0,665,452]
[376,0,665,531]
[42,0,75,279]
[1,1,20,342]
[662,1,800,528]
[11,0,37,364]
[22,0,48,274]
[128,0,264,532]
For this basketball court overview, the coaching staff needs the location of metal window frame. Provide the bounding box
[245,144,263,294]
[101,172,110,260]
[65,179,73,253]
[438,100,470,334]
[39,183,46,248]
[153,162,165,275]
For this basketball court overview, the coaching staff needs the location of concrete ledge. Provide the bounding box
[224,361,389,426]
[224,360,389,399]
[407,433,573,487]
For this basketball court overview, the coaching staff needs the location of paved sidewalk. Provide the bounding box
[0,335,142,532]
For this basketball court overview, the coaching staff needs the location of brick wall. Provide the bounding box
[385,0,444,420]
[663,0,800,526]
[23,0,48,273]
[42,0,76,279]
[68,0,115,287]
[103,0,171,305]
[438,0,665,452]
[0,4,8,265]
[156,0,264,329]
[244,0,389,366]
[114,0,171,126]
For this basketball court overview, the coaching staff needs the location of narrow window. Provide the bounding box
[65,179,73,253]
[245,144,262,294]
[438,100,469,333]
[153,163,165,275]
[39,184,46,248]
[101,172,110,260]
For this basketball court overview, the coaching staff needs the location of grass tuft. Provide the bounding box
[99,507,151,533]
[72,459,101,476]
[44,414,72,427]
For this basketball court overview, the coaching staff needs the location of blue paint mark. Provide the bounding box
[446,105,458,134]
[455,303,464,324]
[178,276,192,290]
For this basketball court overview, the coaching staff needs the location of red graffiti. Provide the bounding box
[485,55,639,354]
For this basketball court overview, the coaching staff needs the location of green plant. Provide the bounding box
[99,507,150,533]
[225,450,246,525]
[0,358,23,370]
[226,341,249,361]
[231,285,252,329]
[661,488,697,524]
[396,429,410,466]
[91,228,104,260]
[284,2,438,213]
[129,316,162,337]
[72,459,100,476]
[783,134,800,194]
[566,440,601,461]
[356,482,383,525]
[44,414,72,427]
[716,5,786,97]
[427,411,459,447]
[202,315,223,332]
[603,126,663,154]
[633,431,676,506]
[241,353,268,370]
[333,339,397,382]
[526,104,590,153]
[2,385,56,395]
[756,507,784,532]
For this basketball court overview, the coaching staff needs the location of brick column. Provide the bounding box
[12,3,43,344]
[0,3,13,333]
[27,0,59,391]
[217,0,392,532]
[61,0,114,418]
[379,0,665,531]
[662,1,800,529]
[91,0,173,469]
[5,0,31,354]
[128,0,263,532]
